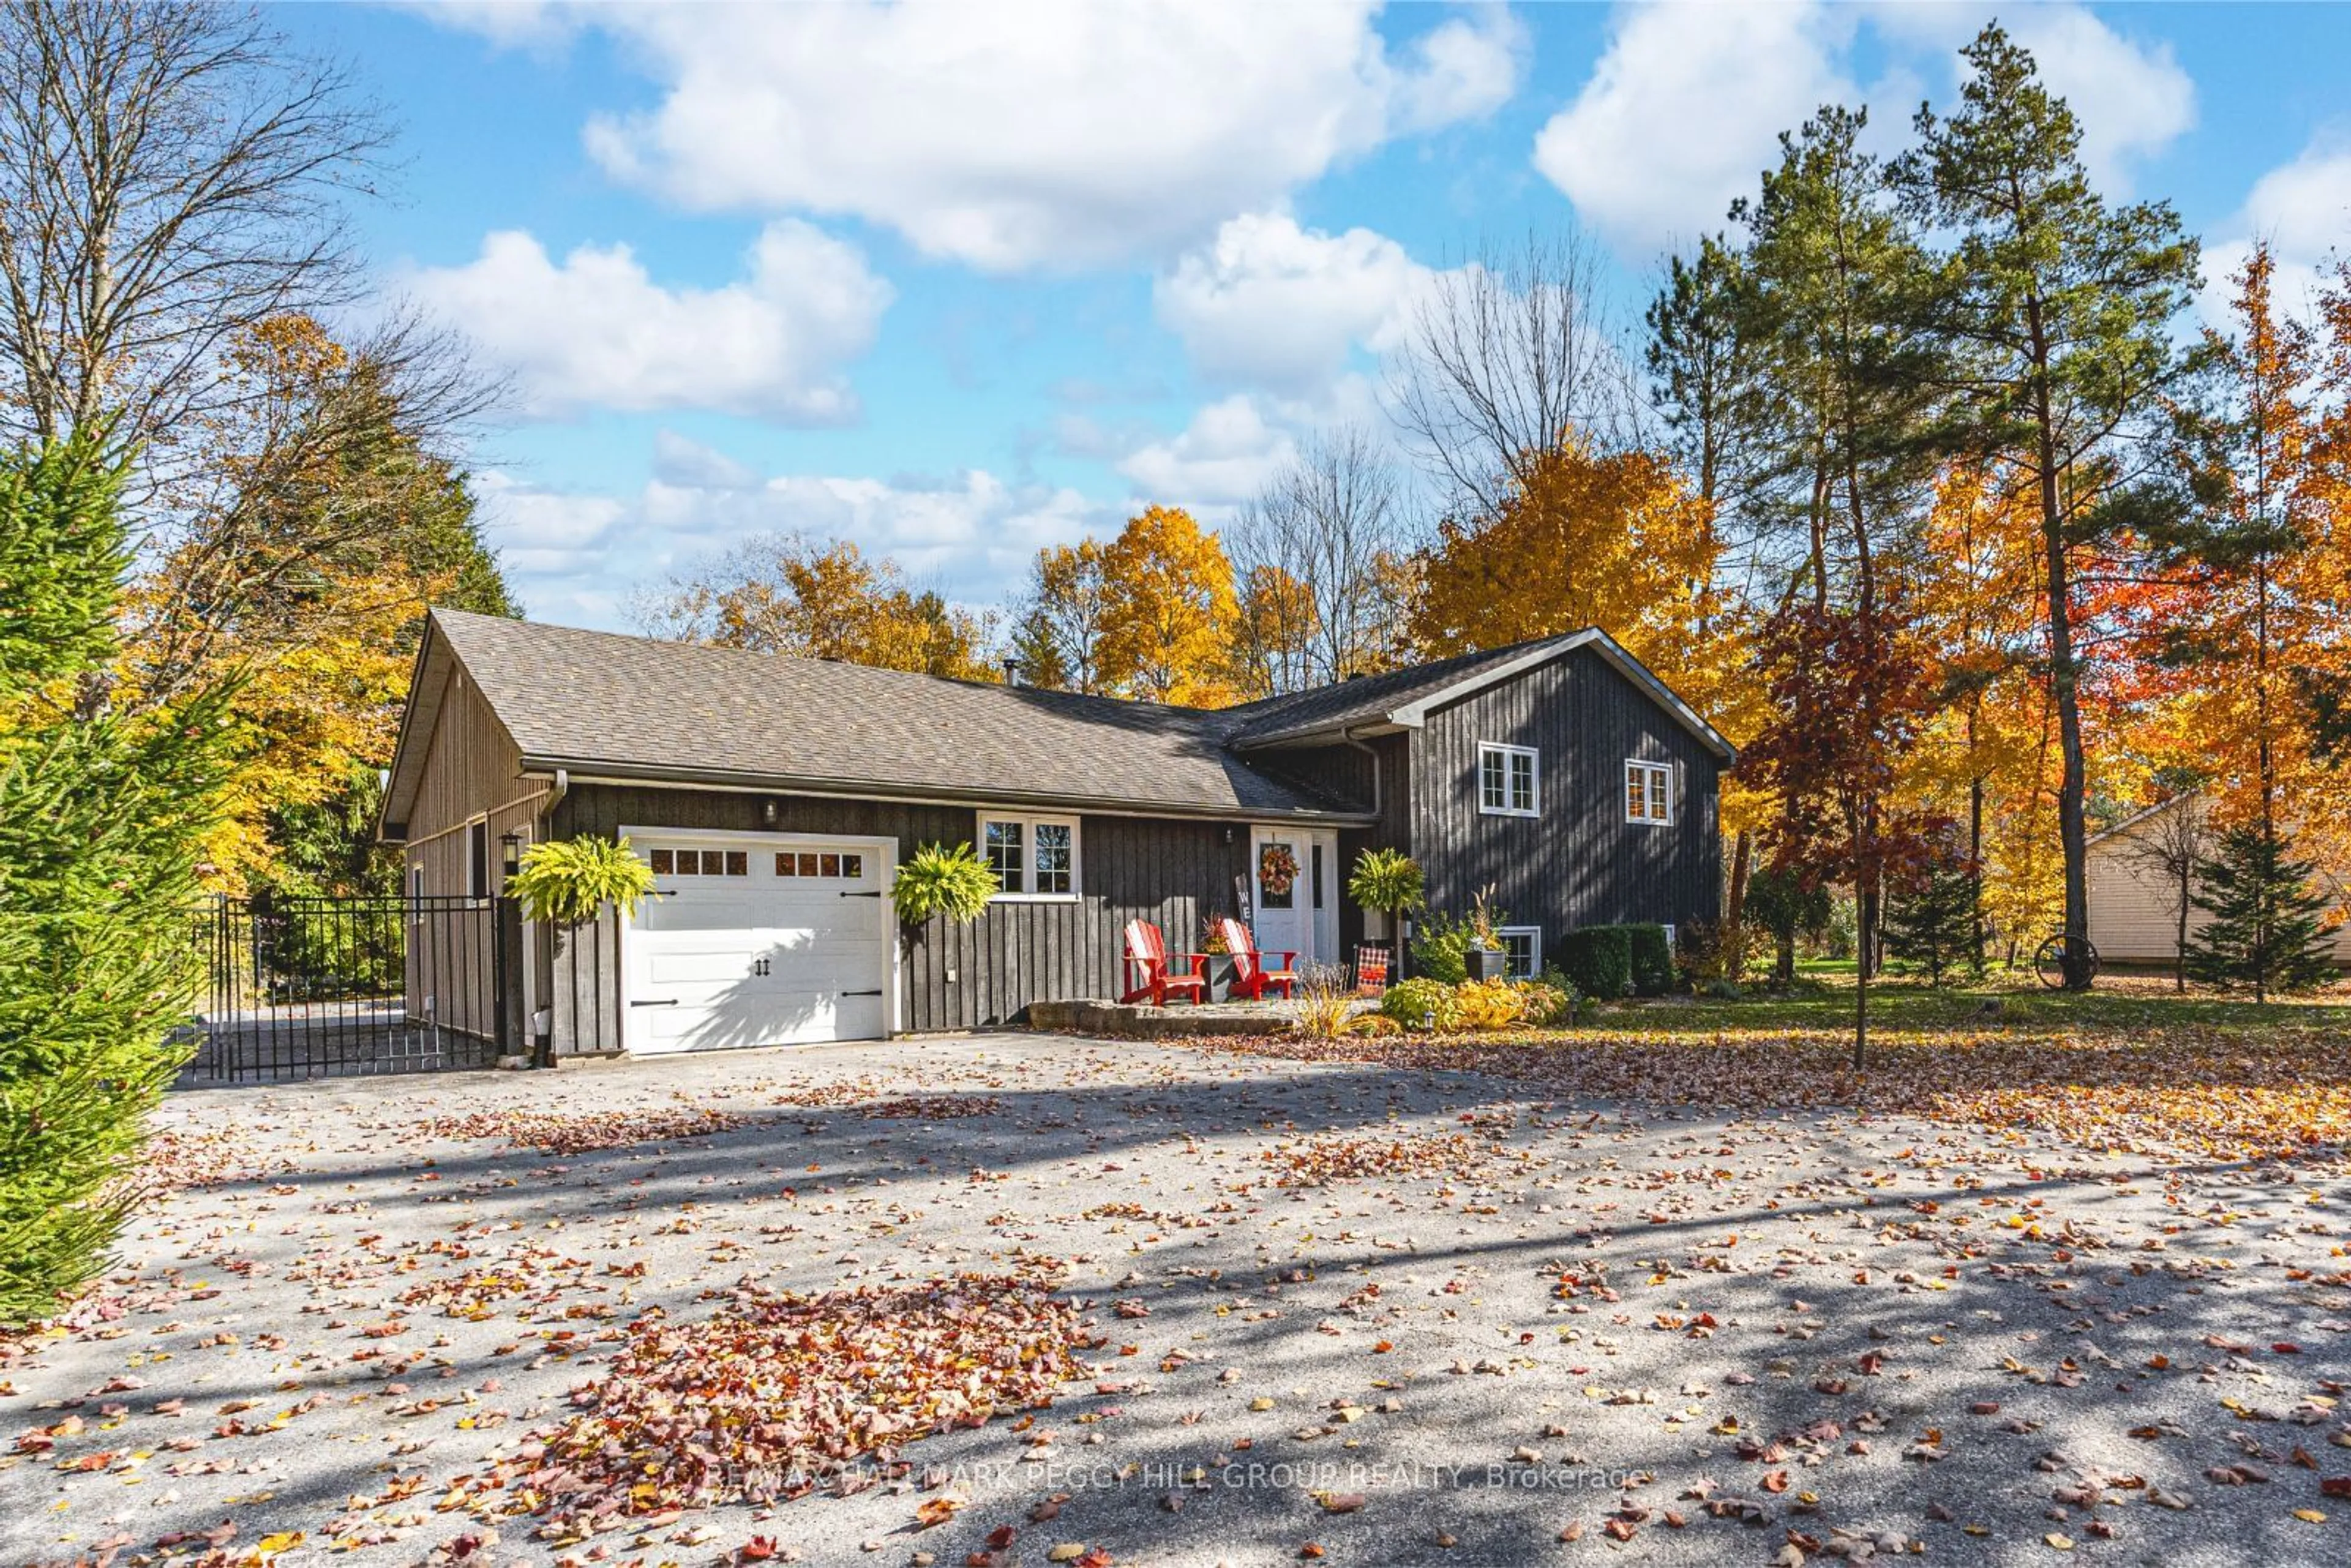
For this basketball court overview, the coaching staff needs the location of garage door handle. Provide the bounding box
[629,999,678,1008]
[839,890,882,898]
[841,988,883,997]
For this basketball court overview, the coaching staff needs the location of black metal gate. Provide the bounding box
[191,894,519,1081]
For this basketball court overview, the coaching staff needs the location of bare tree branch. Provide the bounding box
[1384,227,1642,517]
[2118,792,2211,992]
[0,0,392,475]
[1227,424,1406,692]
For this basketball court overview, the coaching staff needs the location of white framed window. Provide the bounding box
[409,864,426,927]
[1625,759,1674,824]
[978,812,1080,899]
[1660,923,1678,950]
[1478,743,1540,817]
[466,819,491,899]
[1498,926,1541,980]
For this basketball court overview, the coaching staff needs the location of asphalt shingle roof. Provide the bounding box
[1221,636,1584,745]
[428,610,1365,820]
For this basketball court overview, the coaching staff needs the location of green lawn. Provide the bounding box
[1573,959,2351,1039]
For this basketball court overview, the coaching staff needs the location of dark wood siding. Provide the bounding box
[555,783,1254,1039]
[400,664,534,1041]
[1405,647,1721,951]
[1251,734,1410,957]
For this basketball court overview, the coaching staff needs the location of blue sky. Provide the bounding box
[279,2,2351,629]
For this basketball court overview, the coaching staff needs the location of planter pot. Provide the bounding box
[1466,946,1509,983]
[1201,952,1239,1002]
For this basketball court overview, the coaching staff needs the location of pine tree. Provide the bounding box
[2183,824,2340,1000]
[0,439,227,1325]
[1884,855,1980,986]
[1904,25,2202,991]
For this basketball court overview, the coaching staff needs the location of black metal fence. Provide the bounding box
[190,894,517,1081]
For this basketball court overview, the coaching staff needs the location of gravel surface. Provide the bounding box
[7,1031,2350,1568]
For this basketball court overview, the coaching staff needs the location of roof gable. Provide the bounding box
[1227,629,1736,762]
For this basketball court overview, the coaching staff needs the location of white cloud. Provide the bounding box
[1117,394,1302,508]
[1393,7,1529,133]
[1999,7,2194,190]
[1153,211,1442,394]
[2236,138,2351,272]
[650,430,760,490]
[474,459,1106,626]
[538,0,1520,271]
[405,220,893,421]
[467,470,629,582]
[2203,137,2351,325]
[397,1,571,50]
[1532,2,1858,255]
[1533,3,2198,257]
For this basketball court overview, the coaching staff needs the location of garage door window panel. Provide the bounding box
[653,848,748,877]
[777,850,865,879]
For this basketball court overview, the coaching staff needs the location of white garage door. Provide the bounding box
[624,832,894,1052]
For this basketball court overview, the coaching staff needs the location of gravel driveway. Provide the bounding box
[7,1031,2349,1568]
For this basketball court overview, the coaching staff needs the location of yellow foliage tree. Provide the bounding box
[2307,257,2351,871]
[2150,246,2351,877]
[1900,462,2053,960]
[1409,437,1775,951]
[1097,506,1240,706]
[121,314,513,894]
[1230,562,1319,700]
[1409,439,1720,669]
[1013,538,1113,694]
[640,535,997,683]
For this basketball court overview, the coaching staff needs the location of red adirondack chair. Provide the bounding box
[1217,917,1298,1001]
[1121,920,1207,1006]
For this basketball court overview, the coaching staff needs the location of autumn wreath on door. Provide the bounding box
[1258,842,1300,899]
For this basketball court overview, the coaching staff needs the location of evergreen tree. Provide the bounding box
[1884,853,1980,986]
[1730,105,1949,1068]
[2183,823,2340,1000]
[0,439,227,1325]
[1903,24,2202,990]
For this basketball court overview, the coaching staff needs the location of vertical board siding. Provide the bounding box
[1408,648,1722,948]
[402,667,530,1042]
[554,783,1255,1038]
[1251,735,1411,958]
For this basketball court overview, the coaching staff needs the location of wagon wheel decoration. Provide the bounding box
[1258,844,1300,899]
[2033,932,2100,990]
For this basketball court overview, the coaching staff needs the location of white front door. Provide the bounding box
[625,831,896,1052]
[1250,825,1340,972]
